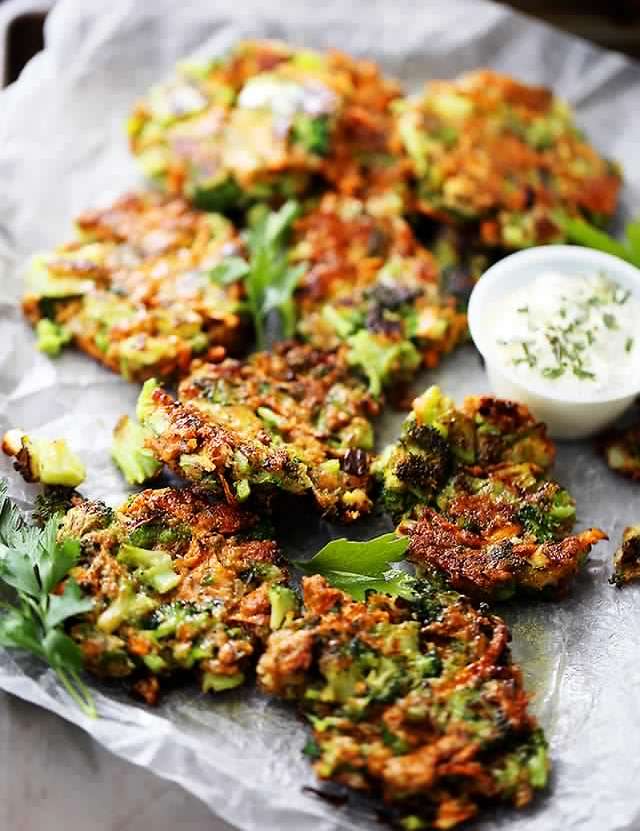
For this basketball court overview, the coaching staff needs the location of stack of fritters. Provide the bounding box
[139,342,380,521]
[22,192,247,381]
[396,69,621,248]
[375,386,605,598]
[291,193,467,394]
[59,487,288,704]
[128,40,403,210]
[258,574,548,830]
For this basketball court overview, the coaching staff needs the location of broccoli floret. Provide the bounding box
[201,671,245,693]
[32,485,83,527]
[117,543,182,594]
[516,490,576,542]
[269,585,298,630]
[395,452,443,491]
[136,378,172,439]
[58,500,113,541]
[35,318,72,357]
[111,415,162,485]
[136,378,160,422]
[96,580,158,633]
[2,429,86,487]
[118,336,176,381]
[191,176,247,213]
[346,330,421,397]
[26,254,95,299]
[374,418,451,521]
[412,385,476,464]
[128,522,190,549]
[412,385,455,435]
[291,114,330,156]
[494,729,549,794]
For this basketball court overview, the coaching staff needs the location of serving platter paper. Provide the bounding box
[1,1,640,829]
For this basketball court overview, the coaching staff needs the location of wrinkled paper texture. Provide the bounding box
[1,1,640,829]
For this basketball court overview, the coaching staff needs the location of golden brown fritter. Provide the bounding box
[601,421,640,481]
[22,191,246,381]
[59,487,288,703]
[375,385,556,521]
[408,508,605,600]
[258,575,548,829]
[611,526,640,586]
[396,69,621,248]
[374,386,606,599]
[128,40,403,210]
[291,193,467,388]
[139,343,380,521]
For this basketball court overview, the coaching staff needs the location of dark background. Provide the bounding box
[2,1,640,87]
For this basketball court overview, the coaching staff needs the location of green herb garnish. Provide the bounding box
[244,201,306,349]
[563,216,640,268]
[295,532,414,601]
[0,481,95,717]
[208,256,250,286]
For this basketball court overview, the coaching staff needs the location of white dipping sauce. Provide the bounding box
[490,270,640,401]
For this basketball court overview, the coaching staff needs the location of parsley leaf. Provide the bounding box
[208,256,250,286]
[0,480,96,717]
[244,201,306,349]
[295,532,414,601]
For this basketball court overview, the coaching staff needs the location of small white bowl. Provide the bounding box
[467,245,640,440]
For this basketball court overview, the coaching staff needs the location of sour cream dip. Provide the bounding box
[467,246,640,439]
[491,271,639,401]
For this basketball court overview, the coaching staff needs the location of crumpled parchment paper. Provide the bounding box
[1,1,640,829]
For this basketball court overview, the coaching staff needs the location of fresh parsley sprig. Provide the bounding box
[246,201,306,349]
[209,201,305,349]
[295,532,415,601]
[564,216,640,268]
[0,481,96,717]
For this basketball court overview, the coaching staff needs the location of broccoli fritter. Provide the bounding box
[408,509,604,601]
[258,574,548,829]
[611,526,640,586]
[32,485,85,527]
[58,487,288,704]
[374,386,555,521]
[291,194,467,393]
[396,69,621,248]
[375,386,605,599]
[22,192,247,381]
[128,40,402,211]
[601,421,640,481]
[138,343,380,521]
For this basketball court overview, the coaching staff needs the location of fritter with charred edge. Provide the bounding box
[139,343,380,521]
[128,40,402,211]
[22,192,247,381]
[374,385,556,521]
[600,421,640,481]
[408,510,605,601]
[395,69,621,248]
[291,194,467,394]
[258,574,548,830]
[611,526,640,586]
[58,487,289,704]
[375,386,606,599]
